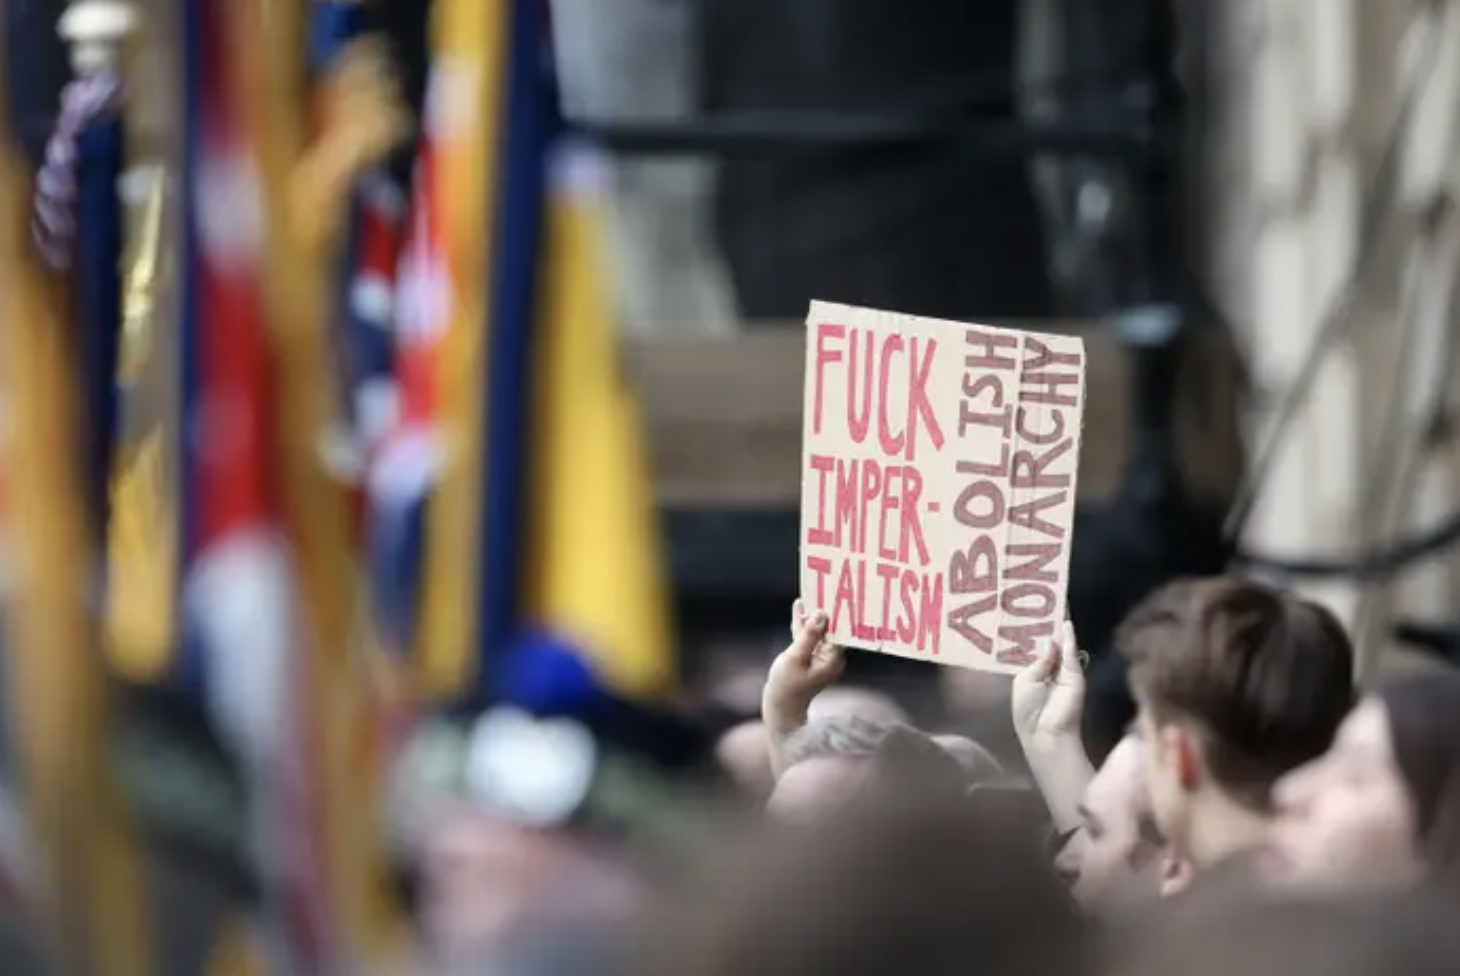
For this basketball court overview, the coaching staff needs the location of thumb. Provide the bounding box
[1056,620,1084,677]
[789,610,828,663]
[791,598,808,640]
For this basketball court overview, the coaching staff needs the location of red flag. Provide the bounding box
[180,0,334,970]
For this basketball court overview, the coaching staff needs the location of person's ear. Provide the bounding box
[1172,726,1201,793]
[1155,724,1201,793]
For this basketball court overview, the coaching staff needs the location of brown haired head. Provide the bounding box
[1118,577,1354,809]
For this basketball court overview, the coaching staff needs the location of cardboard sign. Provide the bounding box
[800,301,1086,673]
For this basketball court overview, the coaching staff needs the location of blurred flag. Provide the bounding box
[365,115,441,664]
[392,0,674,702]
[54,72,125,551]
[467,0,543,692]
[105,425,175,679]
[307,2,417,964]
[308,0,369,70]
[58,53,155,973]
[310,0,407,526]
[44,56,174,687]
[519,141,675,697]
[105,164,176,681]
[511,21,675,697]
[322,173,405,527]
[372,0,504,702]
[30,67,129,681]
[0,22,148,976]
[177,0,333,972]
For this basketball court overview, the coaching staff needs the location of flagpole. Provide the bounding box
[232,0,390,965]
[0,2,148,974]
[0,162,98,966]
[300,1,419,962]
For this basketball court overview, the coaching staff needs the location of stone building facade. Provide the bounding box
[1204,0,1460,674]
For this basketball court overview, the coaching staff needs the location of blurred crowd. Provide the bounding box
[1,573,1459,976]
[360,576,1460,976]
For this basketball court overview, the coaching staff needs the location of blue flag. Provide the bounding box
[72,101,125,550]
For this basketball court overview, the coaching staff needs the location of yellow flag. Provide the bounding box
[524,152,675,697]
[106,429,176,680]
[414,0,506,698]
[106,163,178,681]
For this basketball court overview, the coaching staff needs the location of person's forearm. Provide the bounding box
[1019,734,1095,834]
[762,695,810,779]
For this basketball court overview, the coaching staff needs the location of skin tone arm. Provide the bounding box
[1010,621,1096,834]
[761,601,844,778]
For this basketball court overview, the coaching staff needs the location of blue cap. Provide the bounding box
[389,632,730,858]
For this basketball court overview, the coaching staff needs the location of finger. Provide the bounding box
[1057,620,1084,675]
[789,610,828,662]
[1020,635,1060,683]
[811,641,845,672]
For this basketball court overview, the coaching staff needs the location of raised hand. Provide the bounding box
[1010,620,1087,746]
[1010,620,1094,832]
[766,599,846,717]
[762,601,846,777]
